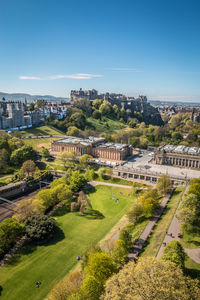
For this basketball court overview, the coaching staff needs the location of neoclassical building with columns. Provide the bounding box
[51,136,133,161]
[154,145,200,169]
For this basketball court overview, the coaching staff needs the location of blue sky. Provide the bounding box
[0,0,200,101]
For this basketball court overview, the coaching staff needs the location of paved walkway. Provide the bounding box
[157,186,189,259]
[128,190,174,261]
[184,248,200,264]
[89,180,132,189]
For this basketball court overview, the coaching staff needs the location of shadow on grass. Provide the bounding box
[4,227,65,266]
[77,209,105,220]
[43,226,65,246]
[85,185,96,194]
[0,285,3,296]
[184,267,200,280]
[51,204,69,217]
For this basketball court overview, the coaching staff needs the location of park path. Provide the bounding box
[89,180,132,189]
[157,186,200,264]
[127,190,174,261]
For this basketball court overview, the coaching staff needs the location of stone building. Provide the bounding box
[154,145,200,169]
[70,88,98,102]
[51,136,133,161]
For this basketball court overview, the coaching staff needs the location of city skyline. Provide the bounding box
[0,0,200,101]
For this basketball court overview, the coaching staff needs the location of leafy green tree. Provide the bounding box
[48,271,84,300]
[85,252,117,284]
[111,240,128,267]
[67,170,87,192]
[67,126,81,137]
[42,148,51,160]
[103,257,200,300]
[69,112,86,130]
[81,244,102,271]
[85,169,95,180]
[127,202,143,222]
[162,241,186,269]
[35,189,54,212]
[156,174,172,195]
[20,160,36,177]
[92,110,101,119]
[81,275,102,300]
[92,99,102,110]
[57,151,77,170]
[73,98,92,115]
[13,198,34,222]
[98,168,106,179]
[11,145,37,166]
[0,218,24,258]
[99,100,113,116]
[0,148,9,170]
[79,154,92,170]
[25,214,55,241]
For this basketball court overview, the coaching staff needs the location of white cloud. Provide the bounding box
[19,73,103,80]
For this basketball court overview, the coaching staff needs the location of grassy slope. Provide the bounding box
[23,137,60,152]
[87,117,126,133]
[141,187,184,257]
[21,125,64,137]
[0,185,134,300]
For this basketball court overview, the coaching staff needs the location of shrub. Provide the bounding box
[0,218,24,258]
[25,214,55,241]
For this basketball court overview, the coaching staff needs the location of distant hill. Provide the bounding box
[0,92,69,103]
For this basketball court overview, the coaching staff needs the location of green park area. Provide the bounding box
[141,187,184,257]
[87,117,126,133]
[21,125,64,137]
[0,185,134,300]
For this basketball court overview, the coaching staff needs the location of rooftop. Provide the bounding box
[54,136,105,146]
[159,144,200,155]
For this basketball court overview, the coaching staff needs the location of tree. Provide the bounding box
[162,241,186,269]
[20,160,36,177]
[156,174,172,195]
[68,171,87,192]
[79,154,92,170]
[11,145,37,166]
[69,112,86,130]
[73,98,92,115]
[34,189,54,212]
[67,126,81,137]
[42,148,50,160]
[84,252,117,284]
[0,218,24,258]
[98,168,106,179]
[13,198,35,222]
[103,257,200,300]
[92,99,102,110]
[81,275,102,300]
[48,271,84,300]
[99,100,113,116]
[127,202,143,222]
[58,151,77,170]
[25,214,55,241]
[111,240,128,267]
[92,110,101,119]
[0,148,9,170]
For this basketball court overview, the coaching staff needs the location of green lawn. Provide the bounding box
[141,187,185,257]
[24,137,60,152]
[21,125,64,137]
[87,117,126,133]
[0,185,134,300]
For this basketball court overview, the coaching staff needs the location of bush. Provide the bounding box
[0,218,24,258]
[81,275,102,300]
[111,239,128,267]
[25,214,55,241]
[162,240,186,269]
